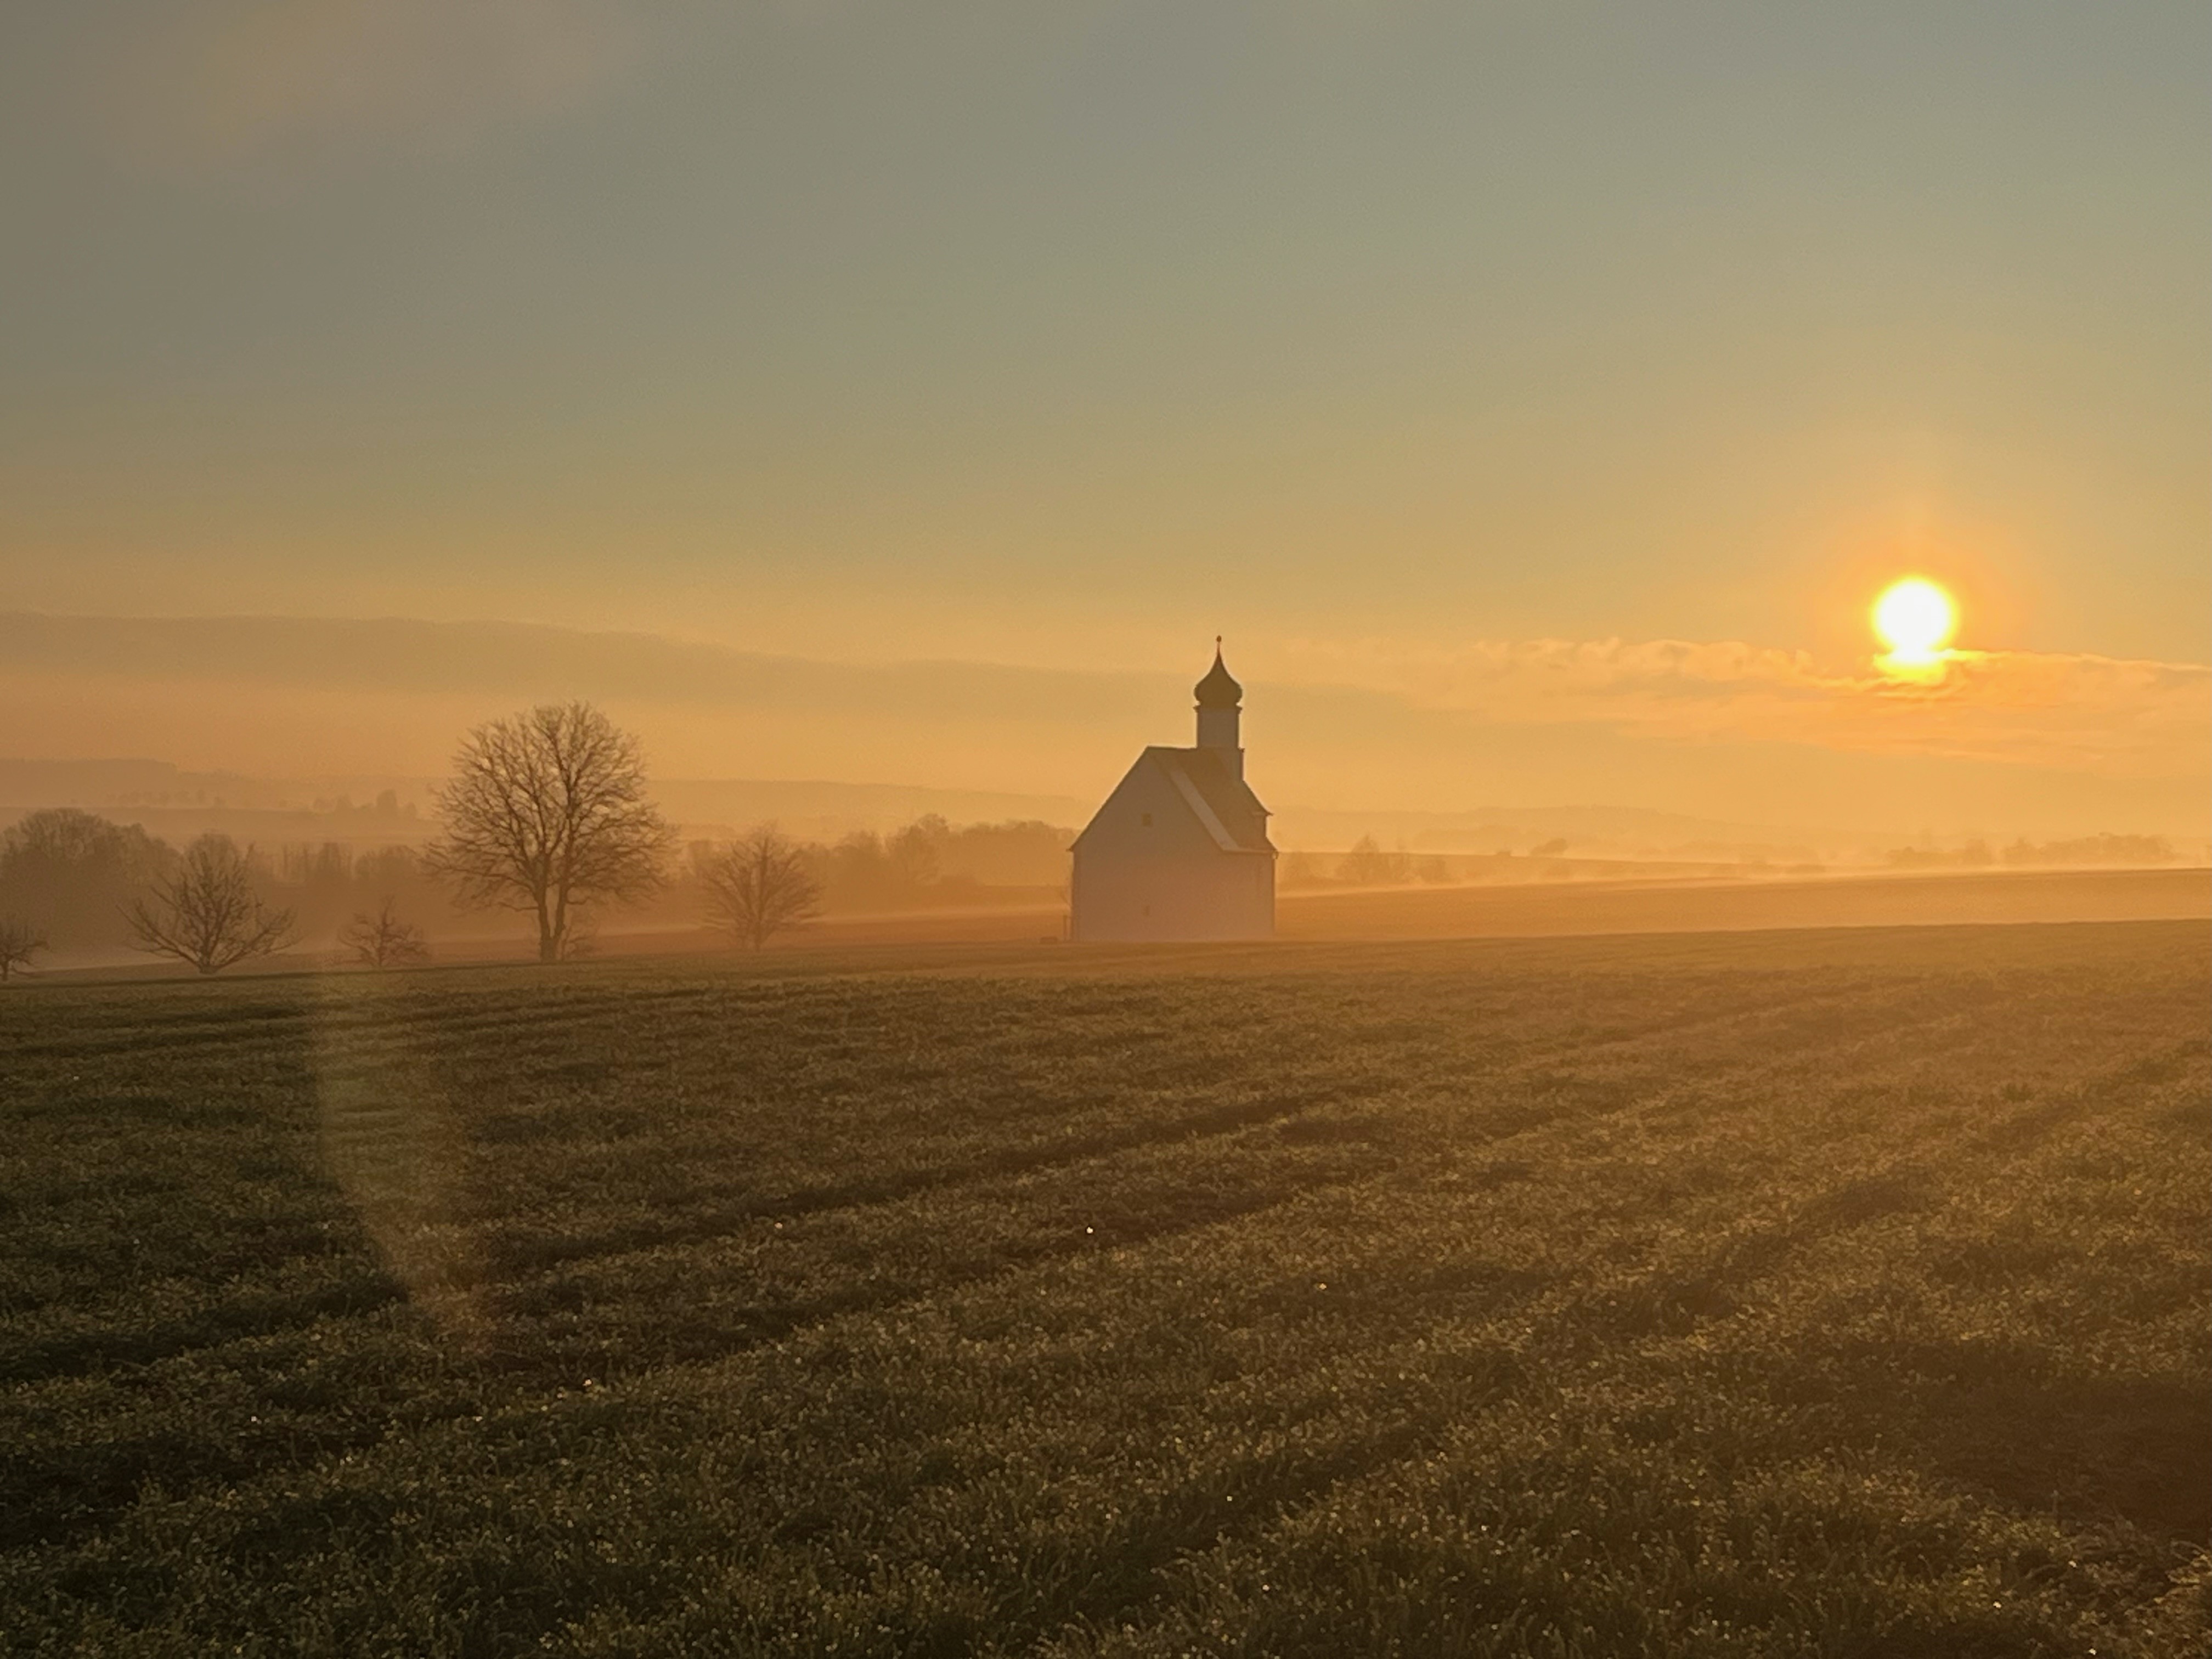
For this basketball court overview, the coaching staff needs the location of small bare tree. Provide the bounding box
[125,835,297,975]
[338,898,430,968]
[698,826,822,950]
[0,915,47,980]
[421,702,676,962]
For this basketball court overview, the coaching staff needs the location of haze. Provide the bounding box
[2,2,2205,840]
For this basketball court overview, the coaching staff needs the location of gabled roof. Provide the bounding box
[1071,745,1274,855]
[1153,747,1271,853]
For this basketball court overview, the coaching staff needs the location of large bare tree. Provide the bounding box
[697,826,822,950]
[125,835,297,975]
[422,702,675,962]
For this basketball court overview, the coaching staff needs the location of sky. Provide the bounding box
[1,2,2205,834]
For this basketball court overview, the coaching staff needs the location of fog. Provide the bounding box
[5,602,2203,972]
[4,743,2202,973]
[5,612,2208,856]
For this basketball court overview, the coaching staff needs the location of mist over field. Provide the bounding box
[4,611,2204,972]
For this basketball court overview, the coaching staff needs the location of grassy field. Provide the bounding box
[2,922,2206,1656]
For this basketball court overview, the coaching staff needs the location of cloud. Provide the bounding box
[1276,636,2212,779]
[100,0,641,171]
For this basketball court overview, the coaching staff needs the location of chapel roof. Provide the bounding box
[1143,745,1272,854]
[1067,745,1274,855]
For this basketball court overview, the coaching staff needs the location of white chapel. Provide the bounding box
[1069,645,1276,941]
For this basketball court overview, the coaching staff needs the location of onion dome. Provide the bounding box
[1194,643,1242,708]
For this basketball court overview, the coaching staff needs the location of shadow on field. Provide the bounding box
[1784,1335,2211,1542]
[313,977,491,1352]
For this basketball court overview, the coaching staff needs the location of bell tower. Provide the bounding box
[1193,640,1244,778]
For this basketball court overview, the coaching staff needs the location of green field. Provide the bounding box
[3,923,2207,1657]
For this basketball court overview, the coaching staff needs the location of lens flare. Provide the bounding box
[1872,578,1957,672]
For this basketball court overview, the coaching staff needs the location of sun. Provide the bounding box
[1872,577,1957,671]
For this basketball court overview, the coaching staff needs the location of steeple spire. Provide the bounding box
[1194,640,1242,710]
[1193,640,1244,773]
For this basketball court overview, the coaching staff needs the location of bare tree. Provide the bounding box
[421,702,676,962]
[697,826,822,950]
[125,835,297,975]
[0,915,46,980]
[338,898,430,968]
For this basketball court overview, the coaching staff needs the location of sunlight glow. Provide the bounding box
[1873,578,1958,677]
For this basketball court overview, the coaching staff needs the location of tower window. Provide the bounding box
[1141,812,1152,826]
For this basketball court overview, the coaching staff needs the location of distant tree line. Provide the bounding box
[1886,833,2180,871]
[779,815,1070,911]
[0,702,1076,976]
[0,808,445,977]
[21,690,2182,980]
[1280,837,1457,890]
[0,809,172,960]
[669,816,1071,948]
